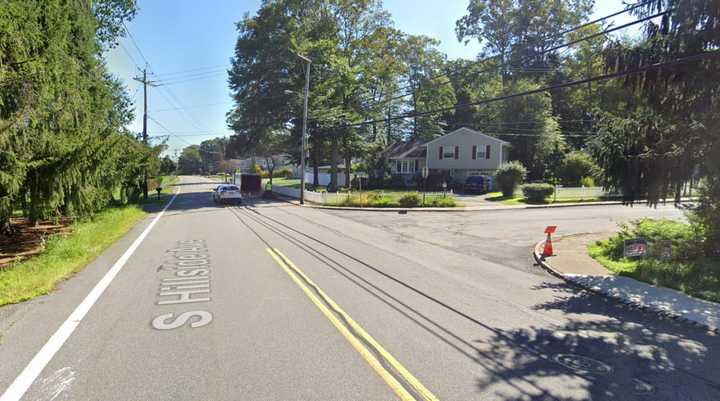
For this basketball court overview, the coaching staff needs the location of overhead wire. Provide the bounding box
[322,52,720,130]
[316,0,666,123]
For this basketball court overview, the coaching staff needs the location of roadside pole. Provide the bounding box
[299,54,311,205]
[422,167,428,206]
[133,67,157,201]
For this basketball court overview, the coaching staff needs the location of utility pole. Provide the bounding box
[298,54,311,205]
[133,67,157,200]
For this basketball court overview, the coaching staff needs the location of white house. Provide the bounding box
[385,127,510,182]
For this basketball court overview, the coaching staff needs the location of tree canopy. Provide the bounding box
[0,0,159,233]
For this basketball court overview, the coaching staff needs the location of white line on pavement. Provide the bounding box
[0,190,180,401]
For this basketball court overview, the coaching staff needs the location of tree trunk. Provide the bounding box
[345,154,351,190]
[29,172,40,227]
[311,150,319,187]
[329,136,339,191]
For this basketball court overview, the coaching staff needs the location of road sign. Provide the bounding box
[654,240,673,260]
[624,238,648,258]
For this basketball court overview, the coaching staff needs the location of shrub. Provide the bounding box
[274,168,294,178]
[398,193,421,207]
[558,151,600,187]
[369,197,398,208]
[580,176,596,187]
[522,183,555,203]
[589,219,718,302]
[428,196,457,207]
[601,218,703,261]
[495,161,527,197]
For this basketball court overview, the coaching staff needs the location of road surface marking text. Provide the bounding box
[0,190,180,401]
[152,239,213,330]
[267,248,438,401]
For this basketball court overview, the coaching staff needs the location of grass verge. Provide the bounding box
[0,205,148,306]
[324,191,458,208]
[264,178,301,189]
[485,191,604,205]
[588,219,720,303]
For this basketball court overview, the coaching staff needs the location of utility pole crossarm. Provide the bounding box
[132,68,159,201]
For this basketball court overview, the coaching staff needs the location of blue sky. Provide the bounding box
[106,0,636,156]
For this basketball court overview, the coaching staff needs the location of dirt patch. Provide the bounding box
[0,218,72,268]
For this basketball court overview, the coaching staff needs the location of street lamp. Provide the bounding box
[294,54,311,205]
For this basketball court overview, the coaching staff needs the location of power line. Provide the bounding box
[147,115,223,154]
[154,71,226,86]
[150,101,228,112]
[334,1,667,116]
[122,22,151,72]
[152,64,229,78]
[322,52,719,130]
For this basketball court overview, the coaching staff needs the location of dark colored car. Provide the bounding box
[464,175,488,194]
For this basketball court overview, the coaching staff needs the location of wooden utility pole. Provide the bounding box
[133,67,157,200]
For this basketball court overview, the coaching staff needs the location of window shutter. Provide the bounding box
[454,146,459,160]
[414,159,419,171]
[439,146,443,160]
[472,145,477,160]
[396,160,401,172]
[486,145,491,159]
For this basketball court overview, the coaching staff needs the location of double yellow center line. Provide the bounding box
[267,248,439,401]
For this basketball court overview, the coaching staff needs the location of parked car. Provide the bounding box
[463,175,489,194]
[213,184,242,204]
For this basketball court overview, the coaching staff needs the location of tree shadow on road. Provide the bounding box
[472,281,720,401]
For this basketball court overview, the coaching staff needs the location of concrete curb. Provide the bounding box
[532,241,719,334]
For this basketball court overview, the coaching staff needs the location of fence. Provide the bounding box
[271,185,346,204]
[553,186,622,200]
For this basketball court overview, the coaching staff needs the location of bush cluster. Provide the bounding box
[495,161,527,197]
[398,193,422,207]
[521,183,555,203]
[331,192,456,208]
[602,218,704,261]
[591,219,719,302]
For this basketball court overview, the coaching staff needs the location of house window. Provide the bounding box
[443,148,454,159]
[475,145,485,159]
[397,160,415,174]
[486,145,491,159]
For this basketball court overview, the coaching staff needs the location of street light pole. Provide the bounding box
[298,54,311,205]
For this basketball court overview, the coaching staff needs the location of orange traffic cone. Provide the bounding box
[542,233,554,257]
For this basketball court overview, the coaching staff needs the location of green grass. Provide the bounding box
[0,205,148,306]
[158,175,179,194]
[324,191,459,208]
[588,219,720,303]
[263,178,301,189]
[485,191,602,205]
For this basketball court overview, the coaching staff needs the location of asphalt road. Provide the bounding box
[1,176,718,401]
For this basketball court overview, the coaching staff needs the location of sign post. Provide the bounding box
[422,167,428,206]
[624,238,648,258]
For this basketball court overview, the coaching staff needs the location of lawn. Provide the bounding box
[263,177,301,189]
[485,191,603,205]
[0,205,148,306]
[588,219,720,303]
[324,190,458,208]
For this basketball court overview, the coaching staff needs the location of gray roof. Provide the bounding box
[383,140,427,159]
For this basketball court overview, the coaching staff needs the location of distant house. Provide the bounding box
[384,127,510,184]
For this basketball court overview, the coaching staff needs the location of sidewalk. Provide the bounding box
[534,233,720,333]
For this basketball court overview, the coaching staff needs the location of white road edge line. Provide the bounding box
[0,190,180,401]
